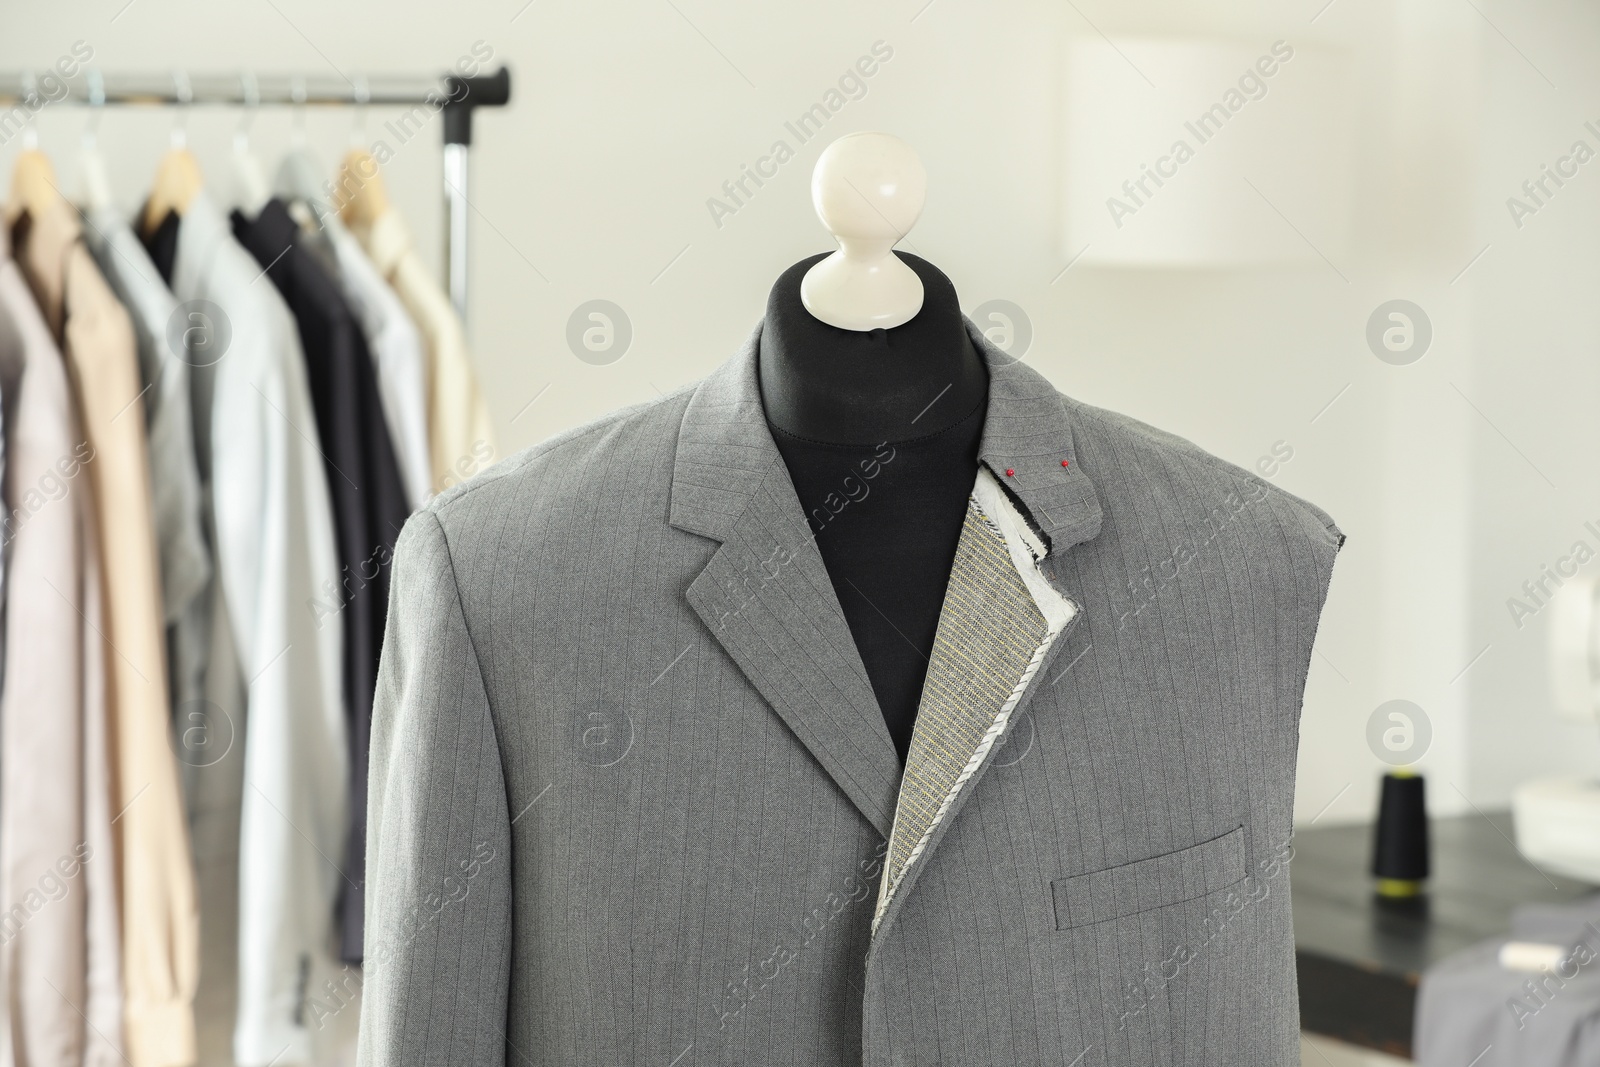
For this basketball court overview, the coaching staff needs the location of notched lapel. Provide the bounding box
[683,468,903,840]
[668,320,1106,875]
[674,326,902,841]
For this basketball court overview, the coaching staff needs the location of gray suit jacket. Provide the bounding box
[357,320,1343,1066]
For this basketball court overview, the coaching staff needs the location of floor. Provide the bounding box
[1302,1033,1411,1066]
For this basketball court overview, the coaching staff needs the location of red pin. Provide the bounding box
[1005,468,1015,477]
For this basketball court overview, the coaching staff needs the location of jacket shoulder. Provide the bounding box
[1065,393,1344,555]
[422,384,696,544]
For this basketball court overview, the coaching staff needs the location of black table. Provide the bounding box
[1292,810,1594,1058]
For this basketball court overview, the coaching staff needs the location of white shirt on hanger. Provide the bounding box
[168,189,349,1067]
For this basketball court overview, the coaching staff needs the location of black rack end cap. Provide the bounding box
[442,66,510,146]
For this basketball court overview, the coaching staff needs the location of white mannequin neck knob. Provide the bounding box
[800,132,927,332]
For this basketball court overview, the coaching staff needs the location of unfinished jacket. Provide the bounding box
[358,320,1344,1067]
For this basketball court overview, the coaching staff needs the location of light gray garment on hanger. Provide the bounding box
[82,207,212,745]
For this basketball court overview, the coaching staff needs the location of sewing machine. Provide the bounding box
[1512,572,1600,885]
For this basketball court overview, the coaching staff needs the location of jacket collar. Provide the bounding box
[671,317,1102,838]
[969,332,1103,557]
[671,318,1102,553]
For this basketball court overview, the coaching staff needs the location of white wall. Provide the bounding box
[4,0,1597,837]
[1466,0,1600,807]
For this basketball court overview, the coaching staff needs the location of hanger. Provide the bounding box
[322,75,390,227]
[78,69,114,213]
[273,81,330,229]
[275,147,327,231]
[336,145,390,230]
[141,70,204,238]
[275,73,365,233]
[5,150,65,228]
[265,75,334,231]
[231,71,270,216]
[3,74,65,227]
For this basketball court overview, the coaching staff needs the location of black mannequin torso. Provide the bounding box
[760,251,988,763]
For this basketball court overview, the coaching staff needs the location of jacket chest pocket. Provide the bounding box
[1051,824,1246,930]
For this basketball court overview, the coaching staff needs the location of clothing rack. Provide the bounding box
[0,67,512,324]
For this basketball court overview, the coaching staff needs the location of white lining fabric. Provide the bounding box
[971,466,1076,636]
[871,466,1077,931]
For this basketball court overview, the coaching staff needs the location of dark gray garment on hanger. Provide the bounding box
[232,197,410,962]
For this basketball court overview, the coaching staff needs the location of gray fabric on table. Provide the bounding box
[1415,896,1600,1067]
[1515,897,1600,946]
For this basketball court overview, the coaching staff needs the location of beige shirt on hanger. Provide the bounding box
[352,207,495,493]
[0,218,124,1067]
[11,199,199,1067]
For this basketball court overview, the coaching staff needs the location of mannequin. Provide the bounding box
[759,133,988,762]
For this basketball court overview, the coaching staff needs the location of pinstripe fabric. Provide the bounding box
[873,472,1076,932]
[1052,825,1246,930]
[360,318,1344,1067]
